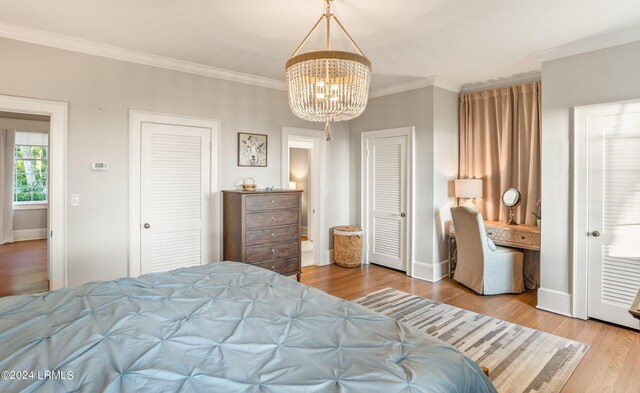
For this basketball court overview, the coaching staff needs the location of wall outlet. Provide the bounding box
[70,194,80,206]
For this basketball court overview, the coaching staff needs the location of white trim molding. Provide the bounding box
[532,25,640,63]
[0,22,285,91]
[128,110,221,277]
[13,203,47,211]
[370,76,461,98]
[537,287,573,318]
[411,260,448,283]
[0,94,67,290]
[361,127,414,276]
[461,71,541,93]
[13,228,47,241]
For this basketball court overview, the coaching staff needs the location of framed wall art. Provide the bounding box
[238,132,267,167]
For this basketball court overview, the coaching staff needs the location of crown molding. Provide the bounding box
[0,22,287,91]
[532,26,640,63]
[460,71,541,93]
[369,76,461,98]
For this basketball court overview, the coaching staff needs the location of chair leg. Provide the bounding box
[481,366,489,377]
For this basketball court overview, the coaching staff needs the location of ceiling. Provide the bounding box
[1,0,639,92]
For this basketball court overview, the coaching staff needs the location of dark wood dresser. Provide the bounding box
[222,189,303,281]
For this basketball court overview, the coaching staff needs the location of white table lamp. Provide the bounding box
[455,179,483,209]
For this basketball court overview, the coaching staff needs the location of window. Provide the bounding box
[14,144,48,204]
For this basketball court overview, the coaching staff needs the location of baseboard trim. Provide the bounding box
[411,260,448,283]
[315,249,334,266]
[13,228,47,242]
[536,287,573,317]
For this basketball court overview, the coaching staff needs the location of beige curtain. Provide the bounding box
[459,81,541,225]
[1,128,15,244]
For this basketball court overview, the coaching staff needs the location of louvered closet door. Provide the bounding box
[140,123,211,274]
[366,135,408,271]
[587,112,640,329]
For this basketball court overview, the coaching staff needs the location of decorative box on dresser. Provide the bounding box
[222,189,303,281]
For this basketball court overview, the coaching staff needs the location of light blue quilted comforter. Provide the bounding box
[0,262,496,392]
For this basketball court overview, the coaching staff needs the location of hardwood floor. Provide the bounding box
[0,239,48,297]
[301,263,640,393]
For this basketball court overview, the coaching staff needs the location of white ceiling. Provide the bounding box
[1,0,639,92]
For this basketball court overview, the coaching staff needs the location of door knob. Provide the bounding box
[589,230,600,237]
[400,213,406,217]
[144,223,150,229]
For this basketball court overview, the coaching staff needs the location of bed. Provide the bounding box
[0,262,496,392]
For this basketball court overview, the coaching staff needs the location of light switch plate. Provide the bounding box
[70,194,80,206]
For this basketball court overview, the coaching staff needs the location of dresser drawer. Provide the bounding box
[245,241,299,263]
[246,225,299,246]
[246,194,299,212]
[253,257,300,275]
[246,210,299,229]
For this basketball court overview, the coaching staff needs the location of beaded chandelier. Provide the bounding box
[285,0,371,141]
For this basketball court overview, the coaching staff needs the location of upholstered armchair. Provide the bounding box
[451,206,524,295]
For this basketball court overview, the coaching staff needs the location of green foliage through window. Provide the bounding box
[14,145,48,203]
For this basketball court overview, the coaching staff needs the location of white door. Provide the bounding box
[140,123,211,274]
[587,112,640,329]
[363,129,411,271]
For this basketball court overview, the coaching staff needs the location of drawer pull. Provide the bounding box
[271,249,276,255]
[271,216,278,221]
[271,200,276,204]
[272,266,276,271]
[271,232,277,238]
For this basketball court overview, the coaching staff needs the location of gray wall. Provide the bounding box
[541,41,640,296]
[13,209,48,231]
[0,37,350,286]
[289,147,309,228]
[350,87,435,265]
[0,117,50,233]
[432,88,459,264]
[349,86,458,271]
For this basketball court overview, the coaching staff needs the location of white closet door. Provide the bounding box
[140,123,211,274]
[365,134,408,271]
[587,112,640,329]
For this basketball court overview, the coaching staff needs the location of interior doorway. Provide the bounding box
[573,100,640,330]
[128,111,221,277]
[361,127,413,273]
[289,143,314,266]
[0,111,50,296]
[281,127,327,266]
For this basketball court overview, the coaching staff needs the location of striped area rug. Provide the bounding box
[355,288,589,393]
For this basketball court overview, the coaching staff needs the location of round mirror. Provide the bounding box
[501,188,522,208]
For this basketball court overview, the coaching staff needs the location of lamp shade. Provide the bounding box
[455,179,483,198]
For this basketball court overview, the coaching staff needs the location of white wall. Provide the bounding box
[540,40,640,314]
[0,37,350,286]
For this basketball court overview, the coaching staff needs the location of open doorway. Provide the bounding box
[289,145,314,266]
[0,111,50,296]
[282,127,327,266]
